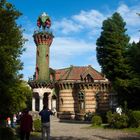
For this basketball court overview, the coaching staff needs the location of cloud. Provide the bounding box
[53,9,105,36]
[130,33,140,43]
[21,33,36,80]
[21,33,36,60]
[50,37,96,68]
[117,4,140,43]
[53,18,83,34]
[72,9,105,28]
[117,4,140,27]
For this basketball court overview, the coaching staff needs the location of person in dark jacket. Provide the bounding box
[39,105,53,140]
[20,108,33,140]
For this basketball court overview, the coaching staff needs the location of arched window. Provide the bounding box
[33,92,39,111]
[84,74,94,82]
[43,92,49,108]
[78,92,85,112]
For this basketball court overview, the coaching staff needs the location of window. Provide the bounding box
[35,98,39,111]
[84,74,93,82]
[78,92,85,112]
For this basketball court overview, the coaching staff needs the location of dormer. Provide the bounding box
[81,67,95,82]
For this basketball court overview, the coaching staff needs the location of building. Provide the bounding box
[29,13,113,120]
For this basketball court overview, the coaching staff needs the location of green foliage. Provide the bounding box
[0,0,32,118]
[128,111,140,128]
[91,115,102,126]
[106,111,113,124]
[106,111,128,129]
[0,127,17,140]
[96,12,130,83]
[128,42,140,75]
[33,119,41,132]
[96,12,140,109]
[126,42,140,109]
[0,81,32,118]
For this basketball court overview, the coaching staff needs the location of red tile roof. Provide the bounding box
[55,65,104,81]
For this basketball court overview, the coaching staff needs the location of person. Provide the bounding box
[6,117,11,127]
[52,107,56,116]
[12,114,17,128]
[39,105,53,140]
[116,106,122,115]
[20,108,33,140]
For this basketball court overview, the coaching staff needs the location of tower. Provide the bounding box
[33,12,53,81]
[29,12,54,112]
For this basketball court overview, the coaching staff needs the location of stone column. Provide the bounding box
[48,95,52,109]
[39,96,43,111]
[32,97,35,111]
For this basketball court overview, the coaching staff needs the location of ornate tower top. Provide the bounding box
[37,12,51,30]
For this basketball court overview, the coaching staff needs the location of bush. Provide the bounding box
[106,112,128,129]
[91,115,102,126]
[33,119,41,132]
[0,127,17,140]
[128,111,140,128]
[106,111,113,125]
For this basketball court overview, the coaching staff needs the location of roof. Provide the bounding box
[55,65,105,81]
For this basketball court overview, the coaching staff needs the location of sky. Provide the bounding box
[8,0,140,80]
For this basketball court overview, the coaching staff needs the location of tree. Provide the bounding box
[126,41,140,109]
[128,42,140,74]
[0,0,30,118]
[96,12,131,106]
[96,12,130,82]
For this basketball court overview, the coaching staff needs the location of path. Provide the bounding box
[31,116,140,140]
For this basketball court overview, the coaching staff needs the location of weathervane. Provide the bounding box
[37,12,51,30]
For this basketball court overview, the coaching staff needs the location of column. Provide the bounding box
[39,96,43,111]
[32,97,35,111]
[48,95,52,109]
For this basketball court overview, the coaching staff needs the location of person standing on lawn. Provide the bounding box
[39,105,53,140]
[20,108,33,140]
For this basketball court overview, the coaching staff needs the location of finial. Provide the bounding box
[37,12,51,30]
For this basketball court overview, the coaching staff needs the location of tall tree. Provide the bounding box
[96,12,131,106]
[0,0,30,118]
[126,41,140,109]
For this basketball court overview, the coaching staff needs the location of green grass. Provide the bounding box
[31,131,41,136]
[122,127,140,134]
[88,124,140,134]
[30,132,41,140]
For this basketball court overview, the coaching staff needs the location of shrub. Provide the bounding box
[128,111,140,128]
[106,112,128,129]
[33,119,41,132]
[91,115,102,126]
[106,111,113,124]
[0,127,17,140]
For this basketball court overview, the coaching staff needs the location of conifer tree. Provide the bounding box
[96,12,131,105]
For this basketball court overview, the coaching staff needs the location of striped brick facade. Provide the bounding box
[54,66,111,119]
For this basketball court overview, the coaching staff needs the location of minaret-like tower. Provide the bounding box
[29,13,54,112]
[33,12,53,81]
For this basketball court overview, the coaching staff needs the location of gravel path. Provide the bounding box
[31,116,140,140]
